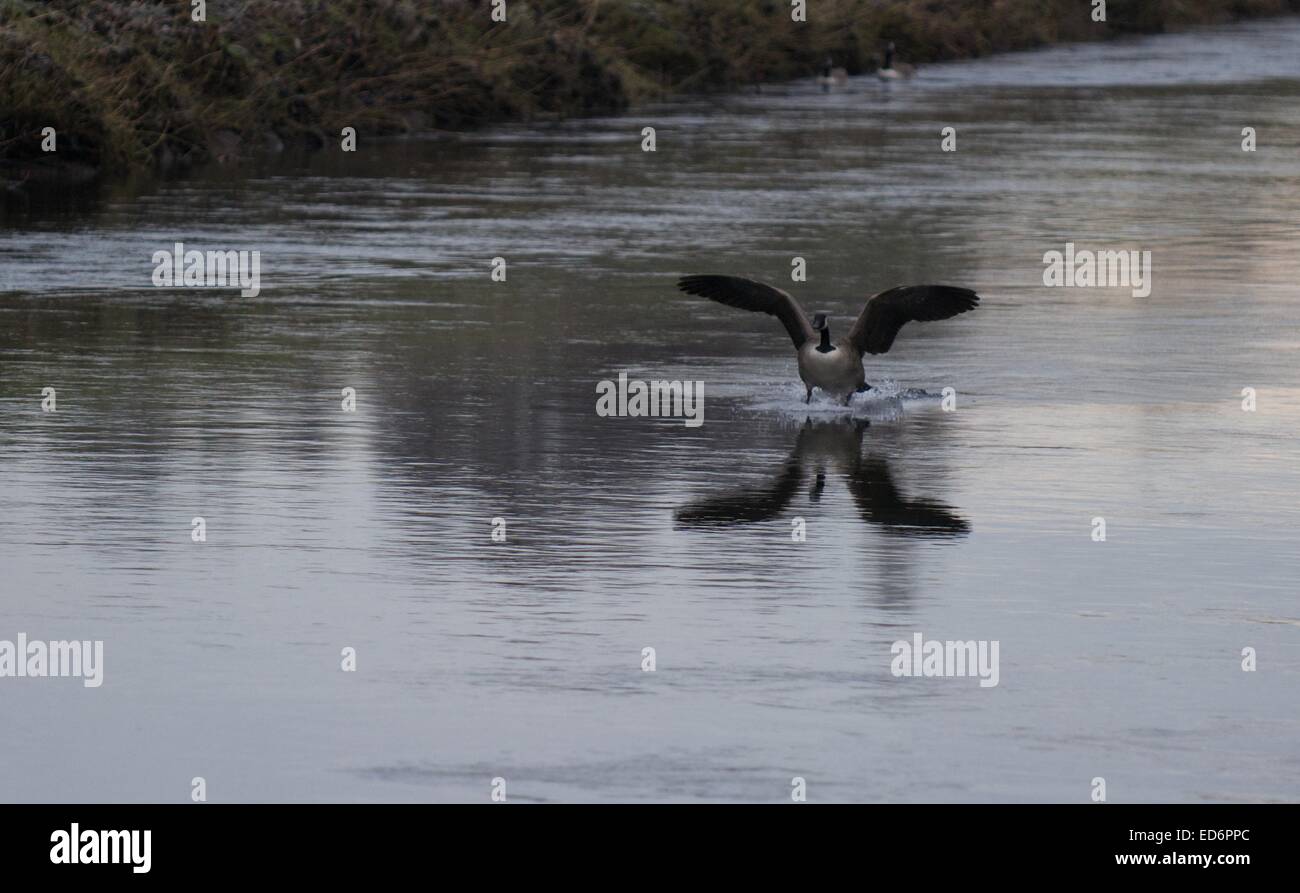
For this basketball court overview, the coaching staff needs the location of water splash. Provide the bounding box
[745,379,943,421]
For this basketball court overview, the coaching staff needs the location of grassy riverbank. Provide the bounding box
[2,0,1297,184]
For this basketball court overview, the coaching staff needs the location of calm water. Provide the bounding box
[2,19,1299,803]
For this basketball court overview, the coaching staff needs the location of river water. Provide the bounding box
[2,18,1298,802]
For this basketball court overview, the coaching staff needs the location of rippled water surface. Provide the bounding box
[2,19,1299,802]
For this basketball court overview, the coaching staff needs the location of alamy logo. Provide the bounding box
[152,241,261,297]
[0,634,103,687]
[596,372,704,427]
[50,824,150,874]
[1042,242,1151,297]
[890,633,999,687]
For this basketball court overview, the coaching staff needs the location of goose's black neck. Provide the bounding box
[816,327,833,353]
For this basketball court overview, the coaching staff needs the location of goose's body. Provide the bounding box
[877,42,915,81]
[819,69,849,88]
[677,274,979,405]
[818,58,849,89]
[797,331,865,397]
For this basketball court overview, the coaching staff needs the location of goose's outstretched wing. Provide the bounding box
[677,275,816,350]
[847,286,979,355]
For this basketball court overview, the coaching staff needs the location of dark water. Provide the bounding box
[2,19,1299,802]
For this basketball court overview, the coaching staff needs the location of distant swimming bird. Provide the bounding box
[819,56,848,90]
[676,274,979,404]
[877,42,915,80]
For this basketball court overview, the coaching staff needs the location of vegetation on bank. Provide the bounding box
[2,0,1297,183]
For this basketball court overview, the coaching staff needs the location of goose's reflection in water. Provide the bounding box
[674,417,969,538]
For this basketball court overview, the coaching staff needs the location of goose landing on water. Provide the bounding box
[676,274,979,405]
